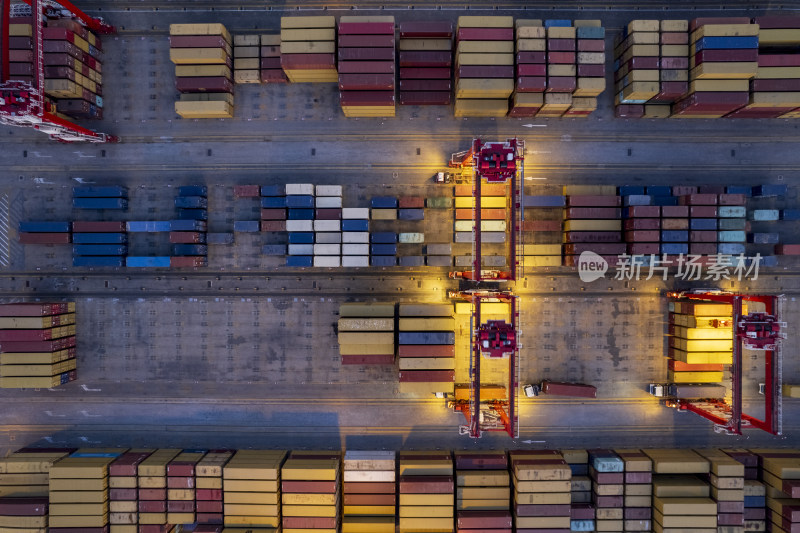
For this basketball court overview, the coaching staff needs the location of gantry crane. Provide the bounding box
[0,0,117,142]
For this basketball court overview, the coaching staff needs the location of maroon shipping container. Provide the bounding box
[626,206,661,218]
[42,40,81,59]
[679,194,718,206]
[458,511,513,528]
[0,337,75,352]
[314,208,342,220]
[571,504,596,519]
[138,488,167,500]
[196,489,223,500]
[109,451,153,476]
[167,500,195,512]
[338,47,395,61]
[170,256,206,268]
[758,53,800,67]
[397,344,455,358]
[340,91,395,106]
[399,475,454,493]
[521,220,561,232]
[0,328,71,341]
[751,78,800,92]
[754,15,800,29]
[338,61,394,74]
[11,62,34,76]
[690,17,750,31]
[511,458,566,466]
[661,32,689,45]
[18,232,71,244]
[514,504,571,517]
[0,497,48,515]
[343,494,396,505]
[398,51,452,68]
[564,231,621,243]
[651,81,688,102]
[261,45,281,57]
[567,195,621,207]
[260,57,281,70]
[693,49,758,65]
[9,49,33,62]
[625,507,651,519]
[339,34,396,48]
[564,243,626,255]
[454,453,507,467]
[399,91,451,106]
[283,517,338,529]
[624,218,660,230]
[399,197,424,208]
[457,27,513,41]
[280,54,336,70]
[399,67,450,79]
[9,36,32,48]
[661,205,689,217]
[338,22,395,35]
[459,65,513,78]
[516,51,546,64]
[508,104,541,115]
[577,64,604,77]
[169,35,229,49]
[517,64,546,77]
[343,481,396,494]
[673,92,748,113]
[578,39,605,52]
[726,107,793,119]
[590,470,623,484]
[660,57,689,69]
[261,69,288,83]
[109,488,137,500]
[625,56,661,70]
[548,51,576,64]
[690,243,717,256]
[565,207,621,219]
[689,206,717,218]
[176,77,234,93]
[398,21,453,38]
[624,471,652,483]
[341,354,395,365]
[547,39,576,52]
[138,525,173,533]
[399,79,452,91]
[516,77,547,92]
[281,480,338,493]
[260,221,286,232]
[546,76,576,92]
[139,500,166,513]
[234,185,260,198]
[718,501,745,513]
[399,370,454,382]
[541,380,597,398]
[169,232,203,244]
[717,513,744,526]
[339,73,394,91]
[594,495,623,507]
[167,476,194,489]
[628,243,660,255]
[196,500,223,512]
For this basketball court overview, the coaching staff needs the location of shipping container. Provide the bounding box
[72,197,127,209]
[72,185,127,198]
[668,384,726,399]
[126,256,171,268]
[72,233,127,244]
[18,233,71,244]
[73,244,127,256]
[262,244,287,255]
[173,244,208,256]
[286,256,313,267]
[73,256,124,267]
[72,221,126,232]
[371,244,397,256]
[343,232,369,243]
[341,256,370,267]
[177,209,208,221]
[18,221,71,233]
[541,380,597,398]
[371,255,396,267]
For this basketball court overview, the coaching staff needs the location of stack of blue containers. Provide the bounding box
[72,221,127,268]
[170,186,208,267]
[260,185,288,256]
[371,232,397,267]
[72,186,128,210]
[285,184,315,267]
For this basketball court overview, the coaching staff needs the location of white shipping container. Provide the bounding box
[399,232,425,244]
[315,232,342,244]
[288,244,313,255]
[342,244,369,255]
[482,231,507,243]
[285,183,314,196]
[315,185,342,197]
[316,196,342,208]
[314,220,340,232]
[343,470,396,482]
[342,255,369,267]
[286,220,313,232]
[454,232,474,243]
[314,255,341,267]
[314,243,341,255]
[454,220,507,232]
[454,220,475,232]
[342,208,370,219]
[343,232,369,243]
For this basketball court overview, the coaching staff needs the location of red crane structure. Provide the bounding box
[0,0,117,142]
[669,291,784,436]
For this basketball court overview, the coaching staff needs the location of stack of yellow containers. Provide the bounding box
[281,451,341,533]
[510,450,572,531]
[338,302,396,366]
[0,302,77,389]
[539,92,573,117]
[223,449,285,529]
[454,16,515,117]
[454,451,511,532]
[614,20,661,107]
[397,303,455,382]
[342,450,396,533]
[280,16,338,83]
[195,451,232,525]
[696,448,745,530]
[615,449,653,532]
[757,453,800,532]
[166,450,205,525]
[108,449,154,532]
[644,19,689,118]
[453,189,507,245]
[398,451,454,533]
[568,20,606,117]
[0,449,69,530]
[509,20,545,117]
[137,448,180,530]
[233,34,261,84]
[668,300,732,382]
[49,449,123,529]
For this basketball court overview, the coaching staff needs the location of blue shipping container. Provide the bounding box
[289,232,314,244]
[73,197,128,210]
[781,209,800,221]
[207,232,234,244]
[726,185,753,196]
[286,255,313,267]
[260,185,283,197]
[126,256,171,268]
[19,221,71,233]
[718,243,746,255]
[342,219,369,232]
[371,196,398,209]
[522,195,565,208]
[576,26,604,39]
[73,186,127,198]
[72,233,128,244]
[719,218,746,231]
[173,244,208,256]
[285,195,314,208]
[128,221,171,233]
[371,244,397,255]
[646,186,672,196]
[398,209,425,221]
[371,255,396,267]
[170,219,206,231]
[398,331,455,345]
[759,255,779,267]
[694,36,759,52]
[623,195,652,207]
[371,232,397,244]
[545,19,572,27]
[690,219,717,230]
[719,206,747,218]
[233,221,260,232]
[651,196,679,206]
[618,186,645,196]
[261,197,286,208]
[73,244,127,256]
[178,209,208,221]
[73,256,124,267]
[719,231,746,243]
[749,209,780,221]
[263,244,287,255]
[661,243,689,255]
[179,185,207,197]
[661,230,689,242]
[752,184,788,197]
[288,209,314,220]
[174,196,208,209]
[747,233,780,244]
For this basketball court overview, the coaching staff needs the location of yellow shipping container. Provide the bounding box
[457,471,509,486]
[563,185,617,196]
[234,70,260,84]
[222,503,279,516]
[398,358,455,371]
[516,39,546,52]
[571,96,598,109]
[453,196,506,209]
[675,338,733,352]
[622,81,660,101]
[574,19,601,27]
[662,20,689,31]
[398,304,453,317]
[283,505,337,517]
[398,517,455,531]
[756,66,800,79]
[564,219,621,232]
[455,78,514,99]
[1,360,76,377]
[170,23,231,41]
[692,23,759,41]
[175,65,232,78]
[577,51,605,64]
[454,98,509,117]
[179,93,235,105]
[1,350,72,365]
[9,23,32,36]
[757,28,800,46]
[175,101,234,119]
[667,370,724,383]
[690,62,758,80]
[280,28,335,42]
[456,53,514,66]
[371,209,397,220]
[522,244,562,255]
[548,64,576,77]
[673,326,732,340]
[547,27,576,39]
[628,20,660,32]
[516,516,571,529]
[338,331,393,345]
[689,79,750,92]
[399,506,453,518]
[340,303,395,317]
[457,487,510,499]
[783,384,800,398]
[342,516,394,533]
[671,350,732,365]
[661,44,689,57]
[457,16,513,28]
[280,41,335,54]
[574,78,605,97]
[398,39,452,51]
[0,376,61,388]
[338,318,394,331]
[514,92,544,107]
[280,16,336,29]
[627,44,660,57]
[339,344,395,355]
[749,92,800,107]
[398,318,454,331]
[522,256,562,267]
[234,58,259,70]
[169,48,229,64]
[517,25,546,38]
[457,41,514,54]
[398,381,454,395]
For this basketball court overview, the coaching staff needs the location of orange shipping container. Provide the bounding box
[668,360,725,372]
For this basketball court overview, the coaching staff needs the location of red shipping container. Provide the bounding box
[399,475,453,493]
[139,525,173,533]
[398,21,453,38]
[338,22,395,35]
[170,256,206,268]
[340,91,395,106]
[693,49,758,65]
[457,28,513,41]
[513,504,571,517]
[744,508,765,520]
[399,370,454,382]
[546,76,576,92]
[338,34,395,48]
[690,17,750,31]
[138,500,166,513]
[9,36,32,48]
[577,39,605,52]
[454,454,507,469]
[751,78,800,92]
[660,57,689,69]
[624,507,651,519]
[399,79,451,91]
[260,221,286,232]
[517,64,546,77]
[776,244,800,255]
[176,77,233,93]
[577,64,604,77]
[196,500,223,512]
[339,73,394,91]
[343,481,396,494]
[283,517,338,529]
[516,77,546,92]
[18,233,71,244]
[338,61,394,74]
[166,476,194,488]
[138,488,166,500]
[109,488,137,500]
[661,205,689,217]
[399,197,424,208]
[690,205,717,217]
[398,51,452,67]
[261,70,288,83]
[0,497,48,515]
[564,231,621,243]
[458,511,513,528]
[661,32,689,45]
[625,205,660,218]
[625,57,660,70]
[564,243,626,255]
[547,38,576,51]
[0,328,71,341]
[0,337,75,352]
[196,489,222,501]
[42,40,81,58]
[662,218,689,230]
[281,480,338,493]
[397,345,455,358]
[516,51,546,64]
[234,185,260,198]
[548,51,576,64]
[674,92,748,112]
[572,504,596,519]
[512,458,566,467]
[459,65,514,78]
[167,500,195,512]
[480,208,507,220]
[690,243,717,255]
[624,230,660,242]
[169,35,228,48]
[726,108,793,119]
[624,218,660,230]
[758,53,800,67]
[110,451,153,476]
[338,47,394,61]
[567,195,621,207]
[668,360,724,372]
[541,380,596,398]
[341,354,395,365]
[399,67,450,79]
[399,91,451,105]
[280,54,335,70]
[628,243,660,255]
[754,15,800,29]
[314,208,341,220]
[169,232,203,244]
[260,57,281,70]
[679,194,717,206]
[508,107,540,117]
[717,513,744,526]
[566,207,621,219]
[689,231,717,242]
[9,49,33,62]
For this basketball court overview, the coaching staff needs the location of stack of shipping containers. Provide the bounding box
[223,450,285,529]
[398,451,454,533]
[170,23,234,119]
[648,449,718,532]
[398,304,455,394]
[742,468,766,533]
[562,185,623,267]
[49,450,122,530]
[171,185,209,267]
[138,448,180,530]
[337,16,396,117]
[73,185,128,210]
[668,299,732,381]
[233,34,260,84]
[260,184,288,258]
[397,21,453,106]
[285,183,315,267]
[563,449,595,530]
[314,184,342,267]
[425,242,452,267]
[342,206,370,267]
[195,450,232,524]
[342,450,396,533]
[0,302,76,389]
[282,451,341,532]
[397,196,425,267]
[371,196,398,266]
[71,197,129,266]
[510,20,546,117]
[280,16,338,83]
[569,21,606,117]
[616,448,653,532]
[614,20,661,117]
[620,191,661,257]
[166,450,205,525]
[520,194,564,267]
[510,450,572,532]
[0,448,69,530]
[72,221,128,268]
[662,188,693,258]
[745,16,800,118]
[589,449,625,532]
[0,495,47,529]
[696,448,746,530]
[108,449,153,531]
[337,302,396,366]
[760,452,800,532]
[260,34,287,83]
[454,185,507,247]
[454,451,512,533]
[542,21,578,119]
[17,220,71,247]
[649,20,689,117]
[454,16,515,117]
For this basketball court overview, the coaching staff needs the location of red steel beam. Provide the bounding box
[729,296,743,434]
[472,298,482,439]
[19,0,115,33]
[508,295,517,438]
[681,401,731,427]
[473,144,482,282]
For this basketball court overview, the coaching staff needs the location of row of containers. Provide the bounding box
[1,446,798,532]
[169,16,608,119]
[8,16,105,120]
[452,183,510,269]
[0,302,76,389]
[615,17,800,118]
[520,183,798,268]
[668,300,733,390]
